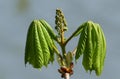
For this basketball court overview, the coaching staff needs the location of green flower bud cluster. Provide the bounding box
[55,8,68,35]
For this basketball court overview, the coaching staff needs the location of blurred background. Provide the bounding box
[0,0,120,79]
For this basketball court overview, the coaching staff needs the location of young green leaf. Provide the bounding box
[82,22,93,71]
[75,21,106,76]
[92,23,106,76]
[75,23,88,61]
[25,20,56,69]
[37,22,50,66]
[66,52,73,67]
[39,19,57,41]
[40,22,55,63]
[25,20,44,68]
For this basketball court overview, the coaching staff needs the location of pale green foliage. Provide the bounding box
[75,21,106,76]
[24,15,106,77]
[25,20,56,68]
[25,20,106,76]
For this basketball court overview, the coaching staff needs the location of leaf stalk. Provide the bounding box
[64,25,84,46]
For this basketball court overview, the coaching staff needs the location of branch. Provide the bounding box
[64,73,70,79]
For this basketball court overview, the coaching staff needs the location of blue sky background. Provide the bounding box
[0,0,120,79]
